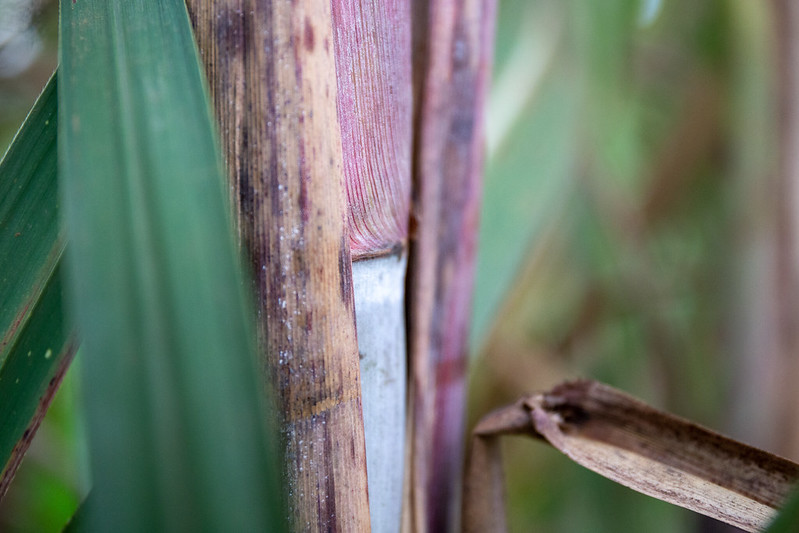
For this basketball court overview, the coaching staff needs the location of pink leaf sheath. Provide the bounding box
[333,0,412,259]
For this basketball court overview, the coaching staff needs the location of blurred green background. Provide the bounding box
[471,0,792,532]
[0,0,792,531]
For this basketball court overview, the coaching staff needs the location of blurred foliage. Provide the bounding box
[0,0,57,155]
[767,487,799,533]
[470,0,782,531]
[0,361,87,532]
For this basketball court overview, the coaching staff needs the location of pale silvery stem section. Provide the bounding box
[352,253,408,533]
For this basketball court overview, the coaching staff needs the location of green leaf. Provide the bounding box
[59,1,285,530]
[0,75,61,365]
[0,74,74,497]
[767,489,799,533]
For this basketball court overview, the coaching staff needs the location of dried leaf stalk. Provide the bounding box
[465,380,799,533]
[187,2,371,530]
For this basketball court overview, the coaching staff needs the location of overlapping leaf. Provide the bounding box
[59,0,284,529]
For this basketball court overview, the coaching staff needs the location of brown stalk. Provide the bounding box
[187,2,370,531]
[405,0,497,531]
[465,380,799,533]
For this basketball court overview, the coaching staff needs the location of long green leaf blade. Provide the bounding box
[0,75,74,498]
[0,75,61,365]
[59,1,284,530]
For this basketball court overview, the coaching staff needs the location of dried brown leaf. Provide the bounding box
[465,380,799,533]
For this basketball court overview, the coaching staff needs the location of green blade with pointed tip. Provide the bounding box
[59,0,285,530]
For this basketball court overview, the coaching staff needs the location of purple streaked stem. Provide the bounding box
[333,0,412,260]
[406,0,497,531]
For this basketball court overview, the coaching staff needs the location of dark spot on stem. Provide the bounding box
[214,6,246,54]
[304,18,315,52]
[298,149,309,224]
[338,235,353,310]
[322,416,338,521]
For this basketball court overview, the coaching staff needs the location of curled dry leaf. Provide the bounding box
[465,380,799,533]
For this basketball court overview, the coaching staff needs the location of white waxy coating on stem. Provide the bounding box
[352,253,407,533]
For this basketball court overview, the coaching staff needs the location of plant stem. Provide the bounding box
[352,253,408,533]
[331,2,412,531]
[187,2,371,530]
[405,0,496,530]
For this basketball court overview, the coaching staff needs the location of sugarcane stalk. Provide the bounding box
[405,0,497,531]
[331,1,412,531]
[186,2,371,530]
[351,253,408,532]
[724,0,796,461]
